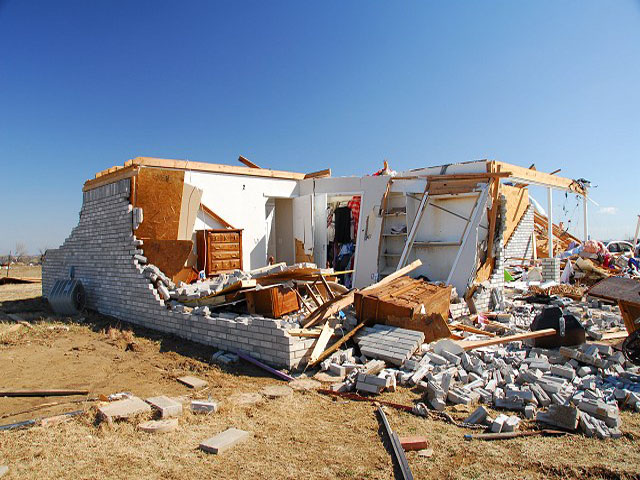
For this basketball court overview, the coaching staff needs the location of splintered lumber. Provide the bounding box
[456,328,556,350]
[309,322,335,364]
[308,321,367,367]
[0,389,89,398]
[235,351,294,382]
[302,290,355,329]
[319,274,336,300]
[377,406,414,480]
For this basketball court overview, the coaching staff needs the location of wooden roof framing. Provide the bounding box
[84,156,332,191]
[490,160,586,195]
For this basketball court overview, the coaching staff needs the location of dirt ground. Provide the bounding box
[1,274,640,479]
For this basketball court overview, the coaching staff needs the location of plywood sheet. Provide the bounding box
[502,184,529,244]
[136,168,185,240]
[588,277,640,306]
[142,239,194,277]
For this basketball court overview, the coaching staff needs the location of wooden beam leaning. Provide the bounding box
[309,322,335,364]
[303,291,355,329]
[237,155,261,169]
[200,203,236,229]
[307,320,367,367]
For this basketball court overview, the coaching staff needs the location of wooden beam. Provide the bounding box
[126,157,306,180]
[362,259,422,294]
[309,322,335,364]
[83,166,138,192]
[238,155,261,169]
[0,389,89,397]
[199,203,235,229]
[449,322,496,337]
[308,320,367,367]
[491,161,584,194]
[304,168,332,179]
[303,291,356,329]
[455,328,556,350]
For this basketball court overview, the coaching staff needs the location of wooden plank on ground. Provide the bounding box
[0,389,89,397]
[456,328,557,350]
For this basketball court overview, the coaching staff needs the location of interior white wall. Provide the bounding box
[274,198,294,265]
[186,171,298,270]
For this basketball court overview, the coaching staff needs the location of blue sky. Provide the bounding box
[1,1,639,254]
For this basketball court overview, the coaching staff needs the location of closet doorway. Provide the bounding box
[326,194,362,288]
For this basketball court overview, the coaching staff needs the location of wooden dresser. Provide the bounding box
[196,229,243,276]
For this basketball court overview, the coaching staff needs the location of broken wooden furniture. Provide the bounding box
[244,284,299,318]
[196,229,243,276]
[354,276,451,342]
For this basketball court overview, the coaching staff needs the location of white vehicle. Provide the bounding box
[606,240,639,256]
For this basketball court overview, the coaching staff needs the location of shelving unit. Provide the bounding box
[377,191,408,278]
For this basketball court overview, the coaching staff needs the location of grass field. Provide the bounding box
[1,279,639,479]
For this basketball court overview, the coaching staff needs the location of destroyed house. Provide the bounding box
[43,156,588,368]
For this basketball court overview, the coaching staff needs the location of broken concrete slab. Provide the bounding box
[146,395,183,418]
[98,396,152,422]
[191,400,218,414]
[199,428,251,454]
[177,376,209,389]
[138,418,179,434]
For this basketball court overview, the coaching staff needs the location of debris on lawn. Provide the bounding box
[199,428,252,455]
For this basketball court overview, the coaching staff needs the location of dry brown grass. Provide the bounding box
[1,284,640,479]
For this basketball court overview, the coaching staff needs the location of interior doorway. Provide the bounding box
[266,197,294,266]
[326,194,362,288]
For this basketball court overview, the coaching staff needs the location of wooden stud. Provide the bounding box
[199,203,236,229]
[238,155,261,169]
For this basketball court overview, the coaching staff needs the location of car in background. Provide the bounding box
[606,240,639,257]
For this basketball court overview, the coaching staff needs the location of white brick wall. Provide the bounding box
[43,179,314,369]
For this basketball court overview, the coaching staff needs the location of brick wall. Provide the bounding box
[503,205,534,267]
[43,179,315,369]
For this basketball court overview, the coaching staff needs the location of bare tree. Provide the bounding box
[38,246,49,264]
[14,242,27,263]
